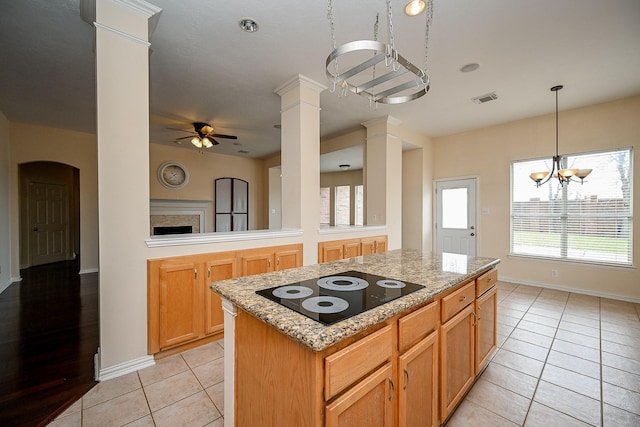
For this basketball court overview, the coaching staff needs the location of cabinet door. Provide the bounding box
[274,247,302,271]
[158,262,203,349]
[205,256,237,335]
[321,241,344,263]
[326,363,394,427]
[343,240,361,259]
[475,286,497,373]
[374,236,387,253]
[439,303,475,422]
[240,251,273,276]
[361,239,375,256]
[398,331,438,427]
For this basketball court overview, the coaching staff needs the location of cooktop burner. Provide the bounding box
[256,270,425,326]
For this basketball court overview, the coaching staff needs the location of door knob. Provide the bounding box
[32,227,39,232]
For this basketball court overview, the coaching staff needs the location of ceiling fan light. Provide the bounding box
[191,137,202,148]
[202,137,213,148]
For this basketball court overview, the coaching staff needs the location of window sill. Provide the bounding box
[508,253,635,270]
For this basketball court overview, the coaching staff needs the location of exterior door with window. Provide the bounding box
[436,179,477,256]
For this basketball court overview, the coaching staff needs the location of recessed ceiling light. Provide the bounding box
[404,0,426,16]
[339,164,351,170]
[239,18,259,33]
[238,149,250,154]
[460,63,480,73]
[273,124,281,129]
[233,142,242,146]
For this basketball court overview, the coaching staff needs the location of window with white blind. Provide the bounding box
[511,148,633,266]
[320,187,330,225]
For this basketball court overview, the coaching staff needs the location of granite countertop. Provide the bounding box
[210,249,500,352]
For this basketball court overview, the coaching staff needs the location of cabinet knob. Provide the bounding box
[459,295,467,302]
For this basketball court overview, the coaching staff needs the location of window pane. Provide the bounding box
[511,148,633,266]
[442,188,468,229]
[320,187,330,225]
[355,185,364,226]
[335,185,350,226]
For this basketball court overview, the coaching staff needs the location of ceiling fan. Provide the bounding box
[172,122,238,149]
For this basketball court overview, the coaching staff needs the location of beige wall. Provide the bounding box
[0,111,10,293]
[149,143,267,231]
[433,96,640,300]
[9,122,99,276]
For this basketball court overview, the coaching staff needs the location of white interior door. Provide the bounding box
[436,178,477,256]
[28,181,69,266]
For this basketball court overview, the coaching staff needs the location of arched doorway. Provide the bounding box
[18,161,80,269]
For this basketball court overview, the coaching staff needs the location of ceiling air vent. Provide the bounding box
[472,92,498,104]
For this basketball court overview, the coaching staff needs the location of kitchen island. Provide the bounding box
[211,249,500,427]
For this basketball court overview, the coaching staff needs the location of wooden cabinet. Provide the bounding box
[398,301,439,427]
[439,269,499,423]
[361,235,387,256]
[319,235,387,263]
[240,244,303,276]
[440,302,475,421]
[204,255,237,335]
[326,363,394,427]
[232,267,497,426]
[157,260,203,349]
[475,280,497,373]
[148,244,302,355]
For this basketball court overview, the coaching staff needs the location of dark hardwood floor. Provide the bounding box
[0,261,99,426]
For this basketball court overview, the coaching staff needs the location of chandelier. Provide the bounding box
[529,85,592,187]
[326,0,434,105]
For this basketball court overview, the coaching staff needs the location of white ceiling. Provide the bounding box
[1,0,639,171]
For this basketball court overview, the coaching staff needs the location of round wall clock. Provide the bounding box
[158,161,189,190]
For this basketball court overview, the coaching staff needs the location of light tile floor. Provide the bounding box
[49,282,640,426]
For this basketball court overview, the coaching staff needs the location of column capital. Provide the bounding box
[81,0,163,41]
[274,74,327,97]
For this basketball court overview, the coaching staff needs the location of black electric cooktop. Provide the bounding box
[256,270,425,326]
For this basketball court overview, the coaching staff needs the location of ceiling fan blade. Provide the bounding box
[210,133,238,139]
[175,135,196,140]
[211,138,220,145]
[167,127,194,133]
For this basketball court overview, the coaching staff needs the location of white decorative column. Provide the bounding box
[274,75,326,265]
[363,116,403,250]
[90,0,161,377]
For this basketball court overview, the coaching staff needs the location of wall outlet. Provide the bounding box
[551,269,558,277]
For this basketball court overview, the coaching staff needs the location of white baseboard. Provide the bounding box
[79,268,99,275]
[0,278,12,294]
[98,355,155,382]
[500,275,640,304]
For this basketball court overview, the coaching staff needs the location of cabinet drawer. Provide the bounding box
[325,325,393,401]
[441,281,475,323]
[398,300,438,353]
[476,268,498,296]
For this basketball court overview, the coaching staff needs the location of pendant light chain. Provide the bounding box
[424,0,434,74]
[386,0,395,52]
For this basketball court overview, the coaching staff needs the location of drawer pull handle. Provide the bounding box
[389,378,395,401]
[403,368,409,390]
[459,295,467,302]
[472,311,477,326]
[194,268,198,279]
